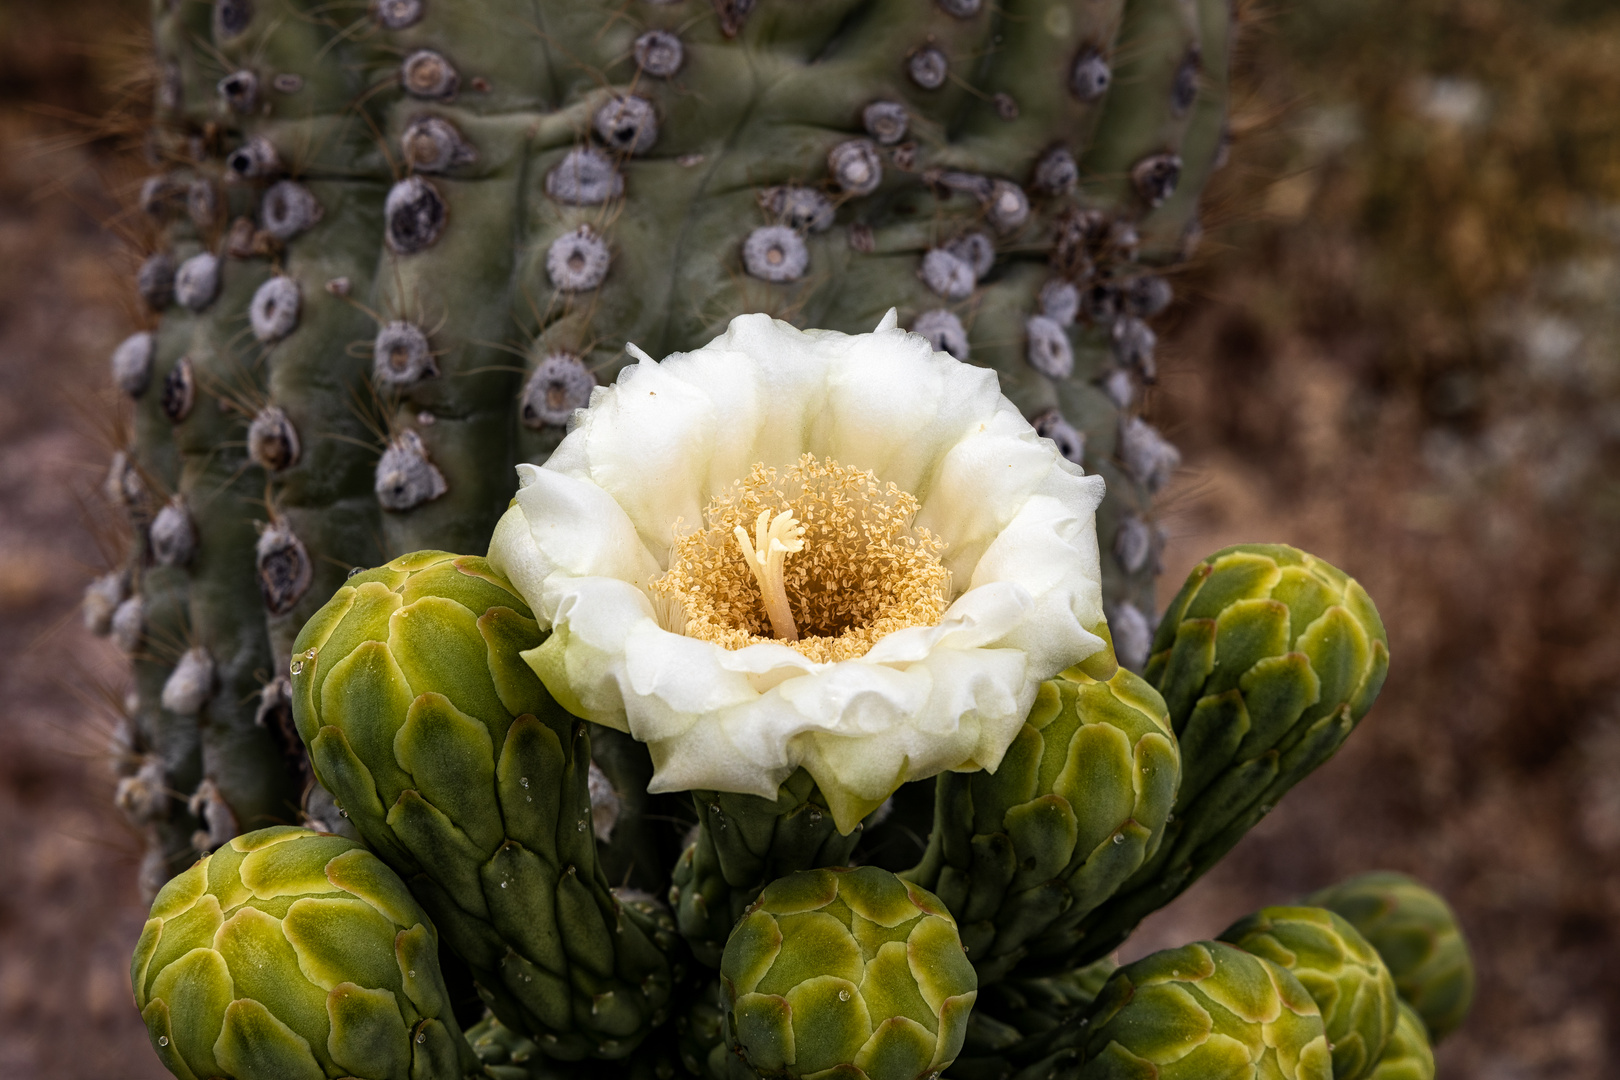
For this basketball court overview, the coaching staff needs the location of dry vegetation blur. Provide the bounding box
[0,0,1614,1076]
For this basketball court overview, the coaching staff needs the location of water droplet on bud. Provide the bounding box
[838,989,851,1002]
[158,1036,169,1047]
[289,659,303,675]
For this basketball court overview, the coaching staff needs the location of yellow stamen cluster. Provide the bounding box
[651,454,951,663]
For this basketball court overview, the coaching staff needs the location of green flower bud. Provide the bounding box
[289,551,673,1060]
[674,770,865,968]
[909,665,1178,984]
[1221,905,1399,1080]
[1078,941,1333,1080]
[1148,544,1389,801]
[129,826,474,1080]
[1367,1001,1436,1080]
[1305,872,1475,1042]
[721,867,977,1080]
[1074,544,1391,963]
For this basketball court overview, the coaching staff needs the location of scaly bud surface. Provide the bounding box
[721,867,977,1080]
[130,826,474,1080]
[289,551,674,1059]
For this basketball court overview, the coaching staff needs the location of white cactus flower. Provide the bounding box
[488,312,1107,831]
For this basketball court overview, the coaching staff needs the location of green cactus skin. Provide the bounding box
[906,659,1179,986]
[1220,906,1400,1080]
[1037,544,1391,968]
[674,772,867,969]
[1076,941,1334,1080]
[955,958,1117,1076]
[129,825,476,1080]
[720,866,977,1080]
[1366,1001,1436,1080]
[1305,872,1475,1043]
[287,551,676,1060]
[105,0,1235,887]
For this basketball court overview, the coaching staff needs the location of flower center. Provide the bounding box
[651,454,951,662]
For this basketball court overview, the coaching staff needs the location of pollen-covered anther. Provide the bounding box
[401,115,476,173]
[401,49,458,100]
[742,226,808,283]
[546,226,611,291]
[650,455,951,663]
[633,30,684,77]
[594,95,659,155]
[828,139,882,196]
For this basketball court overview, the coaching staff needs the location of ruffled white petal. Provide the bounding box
[486,312,1109,832]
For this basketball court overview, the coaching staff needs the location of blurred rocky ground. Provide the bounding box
[0,0,1615,1076]
[1127,2,1620,1077]
[0,2,171,1076]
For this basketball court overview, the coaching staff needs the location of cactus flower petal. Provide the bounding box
[490,312,1107,832]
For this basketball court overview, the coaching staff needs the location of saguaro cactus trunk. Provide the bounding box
[100,0,1232,888]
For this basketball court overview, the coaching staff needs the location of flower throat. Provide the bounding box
[651,454,950,663]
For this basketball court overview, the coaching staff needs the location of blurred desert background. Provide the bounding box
[0,0,1616,1076]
